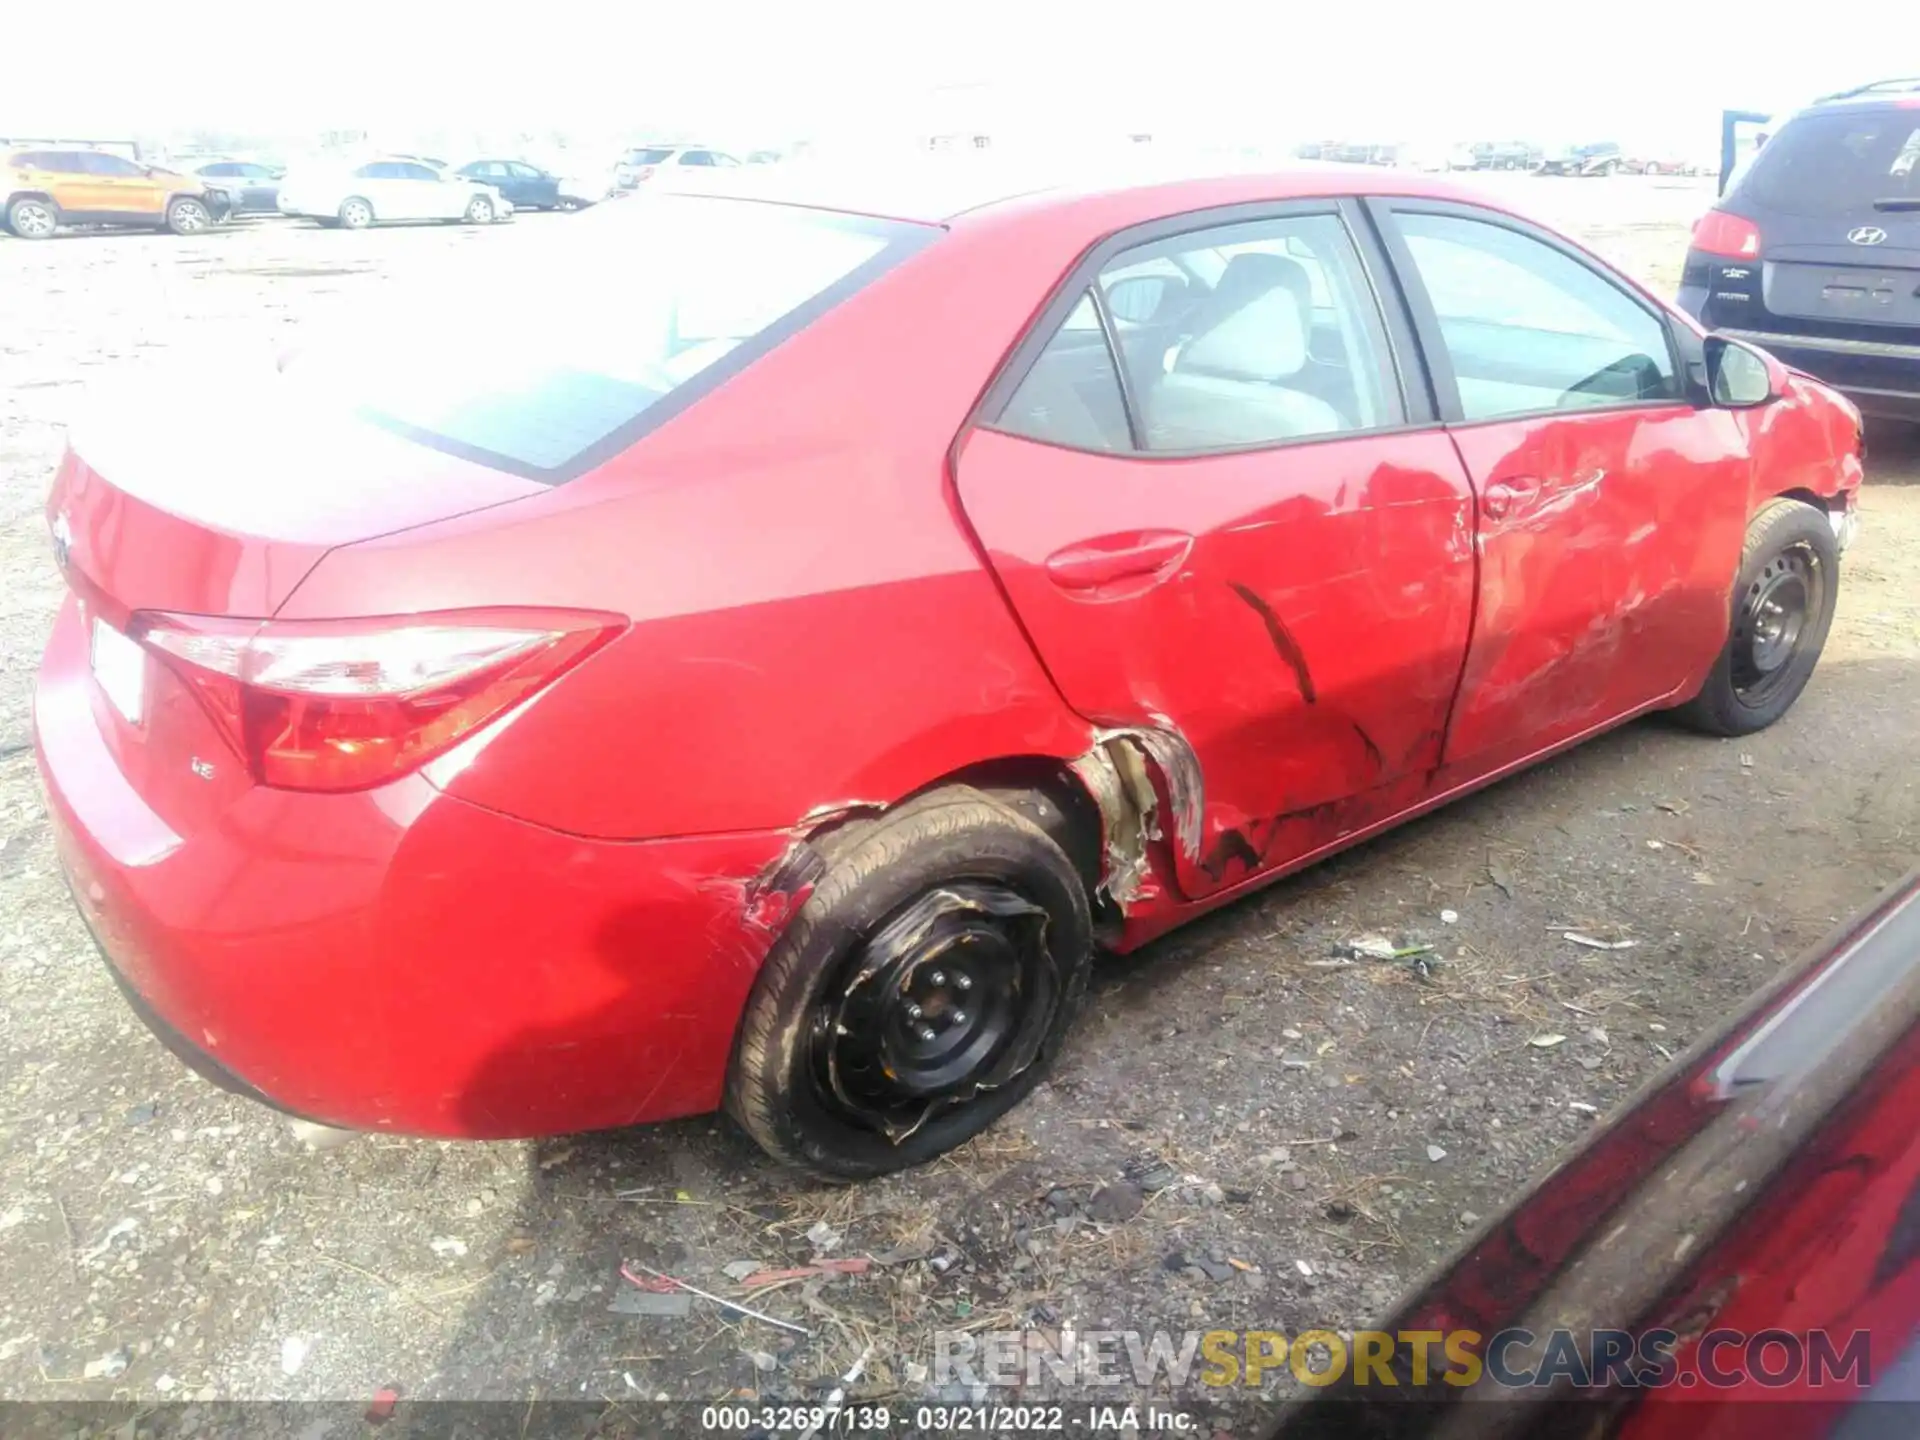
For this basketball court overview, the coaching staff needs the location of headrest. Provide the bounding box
[1174,252,1311,382]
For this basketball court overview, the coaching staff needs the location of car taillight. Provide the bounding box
[1692,210,1762,259]
[637,165,658,181]
[132,608,624,793]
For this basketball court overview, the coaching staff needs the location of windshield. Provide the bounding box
[286,195,932,480]
[1736,109,1920,217]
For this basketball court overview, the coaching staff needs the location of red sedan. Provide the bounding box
[35,163,1864,1179]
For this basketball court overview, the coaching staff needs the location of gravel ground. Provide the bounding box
[1,177,1916,1422]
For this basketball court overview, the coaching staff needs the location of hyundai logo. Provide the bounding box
[1849,226,1889,246]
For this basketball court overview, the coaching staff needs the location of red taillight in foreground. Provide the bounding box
[132,609,624,793]
[1692,209,1762,259]
[636,165,658,182]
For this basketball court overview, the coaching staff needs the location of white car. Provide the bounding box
[277,157,511,229]
[611,145,743,191]
[556,161,621,208]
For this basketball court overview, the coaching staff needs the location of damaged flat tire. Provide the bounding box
[725,786,1092,1181]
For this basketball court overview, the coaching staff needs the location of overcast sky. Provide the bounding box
[10,0,1916,150]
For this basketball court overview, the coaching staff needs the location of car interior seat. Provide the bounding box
[1143,253,1345,449]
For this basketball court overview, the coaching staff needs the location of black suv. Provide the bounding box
[1679,79,1920,420]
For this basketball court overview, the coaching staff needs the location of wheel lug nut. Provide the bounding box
[951,1009,968,1026]
[954,974,972,991]
[918,1026,938,1042]
[930,970,946,986]
[904,1002,922,1019]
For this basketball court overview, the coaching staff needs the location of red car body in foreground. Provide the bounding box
[1273,869,1920,1440]
[35,160,1865,1176]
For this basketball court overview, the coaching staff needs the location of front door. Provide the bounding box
[1369,200,1752,770]
[955,204,1478,897]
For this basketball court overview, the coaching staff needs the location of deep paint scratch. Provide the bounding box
[1228,581,1317,704]
[1349,720,1384,773]
[741,840,826,933]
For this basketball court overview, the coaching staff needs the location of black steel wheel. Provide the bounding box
[810,881,1061,1144]
[727,787,1092,1180]
[1731,548,1815,706]
[1676,498,1838,736]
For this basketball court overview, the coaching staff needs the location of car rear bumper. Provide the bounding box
[34,598,801,1139]
[1714,326,1920,421]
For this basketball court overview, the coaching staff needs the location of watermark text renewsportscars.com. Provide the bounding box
[936,1326,1873,1391]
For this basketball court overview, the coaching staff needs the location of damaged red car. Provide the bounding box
[35,163,1864,1179]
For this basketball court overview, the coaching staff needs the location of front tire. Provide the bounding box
[726,786,1093,1181]
[463,195,495,224]
[1675,499,1839,736]
[165,197,211,235]
[338,197,374,230]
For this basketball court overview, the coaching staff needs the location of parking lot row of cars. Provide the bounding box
[1,142,774,238]
[1300,137,1708,176]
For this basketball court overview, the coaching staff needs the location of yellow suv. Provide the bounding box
[4,149,234,239]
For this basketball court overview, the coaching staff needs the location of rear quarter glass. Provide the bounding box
[279,197,937,483]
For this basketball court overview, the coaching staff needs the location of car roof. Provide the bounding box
[664,150,1504,228]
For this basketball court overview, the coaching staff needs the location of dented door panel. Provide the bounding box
[1442,407,1752,768]
[952,425,1477,900]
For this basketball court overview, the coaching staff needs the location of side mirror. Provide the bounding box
[1705,335,1780,408]
[1104,274,1182,325]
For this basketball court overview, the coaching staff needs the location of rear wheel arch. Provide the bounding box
[798,754,1105,908]
[727,781,1096,1179]
[906,756,1104,900]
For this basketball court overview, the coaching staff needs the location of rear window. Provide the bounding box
[624,148,674,165]
[286,195,933,480]
[1736,108,1920,217]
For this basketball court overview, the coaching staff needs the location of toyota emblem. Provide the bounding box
[1848,226,1889,246]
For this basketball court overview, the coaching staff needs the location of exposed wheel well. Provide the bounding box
[1771,487,1830,515]
[800,755,1106,910]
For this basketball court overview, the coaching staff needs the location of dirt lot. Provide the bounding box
[0,177,1916,1422]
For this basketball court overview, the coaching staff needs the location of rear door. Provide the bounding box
[50,151,113,213]
[1719,106,1920,339]
[351,161,401,216]
[1368,199,1750,771]
[239,162,280,210]
[84,152,167,217]
[954,201,1479,896]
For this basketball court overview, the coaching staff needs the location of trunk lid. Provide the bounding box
[1756,218,1920,331]
[1763,250,1920,330]
[50,366,545,618]
[42,366,547,844]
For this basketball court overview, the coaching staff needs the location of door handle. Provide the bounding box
[1044,530,1194,592]
[1481,476,1542,521]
